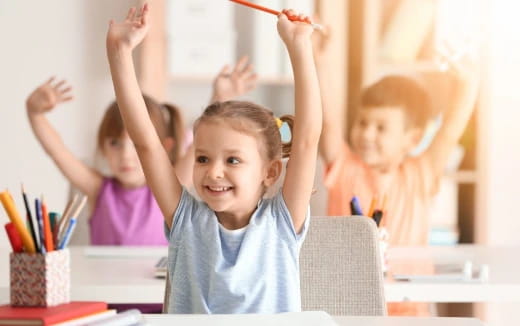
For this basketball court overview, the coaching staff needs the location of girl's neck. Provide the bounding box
[114,178,146,190]
[215,205,258,230]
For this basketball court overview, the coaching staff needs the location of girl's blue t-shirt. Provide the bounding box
[164,189,310,314]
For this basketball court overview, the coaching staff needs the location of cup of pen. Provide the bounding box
[10,249,70,307]
[378,227,389,274]
[1,188,86,307]
[369,207,388,274]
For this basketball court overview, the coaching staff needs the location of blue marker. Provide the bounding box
[350,196,363,216]
[58,218,77,250]
[34,198,46,254]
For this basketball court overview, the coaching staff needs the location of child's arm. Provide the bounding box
[210,56,258,103]
[106,4,181,228]
[422,60,480,177]
[312,26,346,166]
[26,78,103,199]
[278,10,322,233]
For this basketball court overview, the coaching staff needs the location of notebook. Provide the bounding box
[53,310,116,326]
[83,246,167,258]
[154,256,168,278]
[0,301,107,326]
[392,261,490,283]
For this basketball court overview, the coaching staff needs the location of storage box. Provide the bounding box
[168,32,236,77]
[10,249,70,307]
[252,0,283,78]
[167,0,233,32]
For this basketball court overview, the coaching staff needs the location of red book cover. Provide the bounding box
[0,302,107,326]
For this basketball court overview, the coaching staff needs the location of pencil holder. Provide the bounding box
[9,249,70,307]
[378,228,389,274]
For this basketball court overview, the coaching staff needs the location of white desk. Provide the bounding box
[0,246,167,304]
[385,245,520,302]
[1,245,520,304]
[143,314,484,326]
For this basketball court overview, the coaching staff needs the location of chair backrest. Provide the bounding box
[299,216,386,316]
[162,216,386,315]
[163,275,170,313]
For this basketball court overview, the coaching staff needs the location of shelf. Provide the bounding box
[446,170,477,184]
[169,75,294,86]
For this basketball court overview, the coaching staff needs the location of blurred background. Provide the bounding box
[1,0,520,324]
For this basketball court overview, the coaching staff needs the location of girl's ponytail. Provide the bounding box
[279,115,294,159]
[162,102,185,164]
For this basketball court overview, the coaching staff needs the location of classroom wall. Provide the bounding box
[483,0,520,246]
[0,0,112,247]
[481,1,520,325]
[0,1,328,248]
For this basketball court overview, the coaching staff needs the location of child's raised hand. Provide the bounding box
[441,48,480,101]
[277,9,314,48]
[26,77,73,114]
[311,16,331,62]
[107,3,149,52]
[211,56,258,102]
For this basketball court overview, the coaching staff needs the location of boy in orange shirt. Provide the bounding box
[314,37,479,315]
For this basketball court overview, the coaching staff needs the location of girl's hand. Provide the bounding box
[26,77,73,114]
[277,9,314,48]
[107,3,149,52]
[211,56,258,102]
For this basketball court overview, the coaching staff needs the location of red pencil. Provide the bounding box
[5,223,24,253]
[229,0,323,30]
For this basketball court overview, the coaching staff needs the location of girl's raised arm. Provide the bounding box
[278,11,322,233]
[26,78,103,201]
[106,4,181,228]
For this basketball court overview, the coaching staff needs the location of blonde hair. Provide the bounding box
[194,101,294,160]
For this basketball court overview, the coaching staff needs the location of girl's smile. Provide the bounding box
[193,120,270,226]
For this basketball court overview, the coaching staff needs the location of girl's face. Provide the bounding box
[193,120,273,226]
[102,131,146,188]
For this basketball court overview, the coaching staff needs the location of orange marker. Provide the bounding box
[41,197,54,251]
[367,196,377,218]
[229,0,323,30]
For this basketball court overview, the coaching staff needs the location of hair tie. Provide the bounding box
[274,117,283,129]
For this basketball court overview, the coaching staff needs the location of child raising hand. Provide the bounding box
[26,78,184,245]
[106,4,321,314]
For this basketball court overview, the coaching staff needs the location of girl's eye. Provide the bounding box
[377,124,386,132]
[359,119,368,128]
[227,157,240,164]
[109,138,121,147]
[196,156,208,163]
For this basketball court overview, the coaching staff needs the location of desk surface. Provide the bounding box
[143,314,484,326]
[385,245,520,302]
[0,246,168,304]
[1,245,520,304]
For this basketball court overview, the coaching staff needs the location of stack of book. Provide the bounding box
[0,302,143,326]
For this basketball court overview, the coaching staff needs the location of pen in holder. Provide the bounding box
[10,248,70,307]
